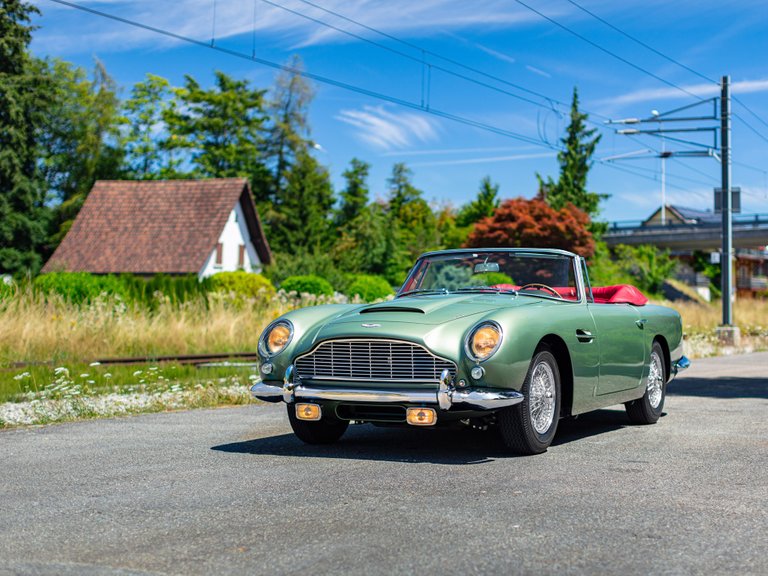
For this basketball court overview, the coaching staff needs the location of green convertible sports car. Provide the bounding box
[251,248,689,454]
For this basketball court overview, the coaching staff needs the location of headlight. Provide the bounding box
[259,321,294,357]
[466,322,502,362]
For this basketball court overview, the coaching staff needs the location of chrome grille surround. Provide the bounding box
[294,339,457,383]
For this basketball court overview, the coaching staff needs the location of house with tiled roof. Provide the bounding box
[42,178,272,278]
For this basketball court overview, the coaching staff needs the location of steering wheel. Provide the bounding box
[519,283,561,298]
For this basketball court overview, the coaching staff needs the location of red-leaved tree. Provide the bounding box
[464,197,594,258]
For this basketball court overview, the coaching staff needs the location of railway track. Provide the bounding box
[10,352,260,369]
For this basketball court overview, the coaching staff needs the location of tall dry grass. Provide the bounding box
[2,286,766,365]
[655,298,768,336]
[0,287,341,365]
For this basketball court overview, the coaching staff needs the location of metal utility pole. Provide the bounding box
[720,75,733,327]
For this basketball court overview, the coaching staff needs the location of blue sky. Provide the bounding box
[30,0,768,223]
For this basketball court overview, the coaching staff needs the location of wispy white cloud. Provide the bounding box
[336,105,440,151]
[410,151,554,167]
[34,0,547,53]
[525,65,552,79]
[474,44,517,66]
[601,78,768,107]
[380,145,540,157]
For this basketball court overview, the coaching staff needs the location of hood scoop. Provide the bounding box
[360,305,425,314]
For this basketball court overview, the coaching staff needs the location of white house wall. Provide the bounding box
[199,203,262,279]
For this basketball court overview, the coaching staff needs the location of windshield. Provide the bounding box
[400,251,580,301]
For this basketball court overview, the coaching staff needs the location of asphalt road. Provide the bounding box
[1,353,767,575]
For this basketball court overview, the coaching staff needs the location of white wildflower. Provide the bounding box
[89,361,101,367]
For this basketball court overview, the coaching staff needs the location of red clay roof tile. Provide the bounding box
[42,178,271,274]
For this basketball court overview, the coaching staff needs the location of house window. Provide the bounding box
[238,244,245,269]
[215,243,223,267]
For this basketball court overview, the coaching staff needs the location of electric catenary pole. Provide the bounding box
[606,83,739,340]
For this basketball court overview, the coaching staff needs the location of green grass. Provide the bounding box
[0,361,257,404]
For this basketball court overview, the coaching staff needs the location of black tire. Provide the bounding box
[498,346,561,455]
[625,341,666,425]
[287,404,349,444]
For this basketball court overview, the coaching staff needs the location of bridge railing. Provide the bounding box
[606,213,768,233]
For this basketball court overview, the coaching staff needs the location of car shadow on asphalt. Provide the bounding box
[668,376,768,399]
[211,408,632,465]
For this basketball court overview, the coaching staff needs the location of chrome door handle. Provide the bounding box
[576,329,594,342]
[636,319,647,329]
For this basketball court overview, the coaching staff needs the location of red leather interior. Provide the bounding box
[492,283,648,305]
[591,285,648,306]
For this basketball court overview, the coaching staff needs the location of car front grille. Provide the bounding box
[294,339,456,383]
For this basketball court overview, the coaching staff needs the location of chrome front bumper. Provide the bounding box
[250,365,524,412]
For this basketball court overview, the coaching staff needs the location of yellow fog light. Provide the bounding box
[296,403,322,421]
[406,407,437,426]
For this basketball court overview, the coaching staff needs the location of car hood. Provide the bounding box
[323,293,537,327]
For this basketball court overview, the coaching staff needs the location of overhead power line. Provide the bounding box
[44,0,560,151]
[563,0,768,145]
[511,0,704,101]
[733,112,768,146]
[563,0,717,86]
[289,0,574,113]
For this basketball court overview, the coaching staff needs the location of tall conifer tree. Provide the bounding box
[537,87,605,220]
[0,0,49,274]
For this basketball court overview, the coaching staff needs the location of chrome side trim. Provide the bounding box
[249,365,524,411]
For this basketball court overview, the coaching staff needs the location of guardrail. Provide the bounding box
[607,213,768,232]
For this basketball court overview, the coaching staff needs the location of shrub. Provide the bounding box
[33,273,213,307]
[34,272,128,304]
[346,274,394,302]
[613,244,677,296]
[209,271,275,301]
[281,275,334,296]
[120,274,210,306]
[264,251,349,293]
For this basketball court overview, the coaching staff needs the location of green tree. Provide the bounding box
[614,244,677,296]
[333,203,389,275]
[167,71,269,182]
[537,87,605,221]
[0,0,49,274]
[456,176,500,227]
[262,56,314,206]
[387,162,422,217]
[384,163,439,279]
[121,73,183,179]
[269,149,334,252]
[40,58,124,251]
[335,158,370,229]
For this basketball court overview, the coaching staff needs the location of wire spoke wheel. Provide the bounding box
[529,361,556,434]
[626,341,666,425]
[647,350,664,409]
[498,346,561,455]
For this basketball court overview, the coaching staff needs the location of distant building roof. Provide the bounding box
[643,204,720,226]
[42,178,271,274]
